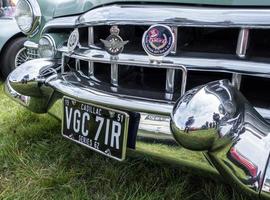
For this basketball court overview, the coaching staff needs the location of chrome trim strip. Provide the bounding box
[75,58,80,70]
[49,78,173,115]
[39,34,57,58]
[166,69,175,93]
[255,108,270,121]
[42,16,78,33]
[28,0,42,36]
[139,113,171,136]
[236,28,250,59]
[17,0,41,35]
[78,5,270,28]
[88,27,94,46]
[87,27,95,77]
[88,61,94,76]
[67,49,270,78]
[42,5,270,34]
[234,28,249,90]
[232,73,242,90]
[171,27,178,54]
[111,63,119,86]
[24,41,38,49]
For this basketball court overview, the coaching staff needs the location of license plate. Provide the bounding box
[62,97,130,161]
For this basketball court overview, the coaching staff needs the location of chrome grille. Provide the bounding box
[62,25,247,101]
[26,48,39,60]
[54,4,270,109]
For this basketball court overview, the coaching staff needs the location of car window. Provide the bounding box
[0,0,17,18]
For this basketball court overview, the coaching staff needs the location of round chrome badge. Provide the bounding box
[142,25,175,58]
[67,29,79,52]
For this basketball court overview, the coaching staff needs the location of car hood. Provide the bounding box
[38,0,270,18]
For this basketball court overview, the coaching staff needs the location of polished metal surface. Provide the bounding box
[41,5,270,35]
[5,64,221,179]
[6,59,270,197]
[49,76,173,115]
[5,79,30,107]
[65,49,270,78]
[75,58,80,70]
[24,40,38,49]
[236,28,250,59]
[40,4,270,90]
[15,47,29,67]
[67,29,80,53]
[78,5,270,28]
[88,27,94,46]
[88,27,94,76]
[171,27,178,55]
[27,47,39,60]
[7,58,270,118]
[7,59,59,97]
[7,59,175,115]
[24,41,39,60]
[171,80,270,196]
[166,69,176,93]
[42,16,78,34]
[232,73,242,90]
[38,34,57,58]
[28,0,41,35]
[111,62,118,86]
[101,26,129,56]
[234,28,247,91]
[16,0,41,35]
[4,59,58,113]
[88,61,94,76]
[62,50,188,96]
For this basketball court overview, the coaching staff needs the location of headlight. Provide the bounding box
[15,0,41,35]
[38,35,56,58]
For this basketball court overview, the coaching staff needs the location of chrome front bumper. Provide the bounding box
[5,59,270,199]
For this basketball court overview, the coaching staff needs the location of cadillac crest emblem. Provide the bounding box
[101,26,129,56]
[142,25,175,58]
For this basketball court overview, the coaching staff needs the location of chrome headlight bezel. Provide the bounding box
[15,0,41,35]
[38,34,56,58]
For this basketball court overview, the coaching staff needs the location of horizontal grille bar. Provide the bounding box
[62,52,187,98]
[43,5,270,34]
[59,48,270,78]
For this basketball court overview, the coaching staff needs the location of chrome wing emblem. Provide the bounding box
[100,26,129,56]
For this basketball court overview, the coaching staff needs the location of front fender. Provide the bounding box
[0,19,21,53]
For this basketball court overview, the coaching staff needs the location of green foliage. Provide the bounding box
[0,82,248,200]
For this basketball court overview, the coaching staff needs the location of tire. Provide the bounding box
[1,37,27,78]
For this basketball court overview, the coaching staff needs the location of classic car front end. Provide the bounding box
[6,0,270,199]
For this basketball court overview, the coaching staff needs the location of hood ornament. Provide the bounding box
[101,26,129,56]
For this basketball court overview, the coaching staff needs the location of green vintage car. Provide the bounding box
[5,0,270,199]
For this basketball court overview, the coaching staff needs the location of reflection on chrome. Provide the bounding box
[171,80,270,197]
[5,59,270,198]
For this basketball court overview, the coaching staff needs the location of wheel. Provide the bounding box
[1,37,28,78]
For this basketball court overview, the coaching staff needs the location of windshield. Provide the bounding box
[0,0,17,18]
